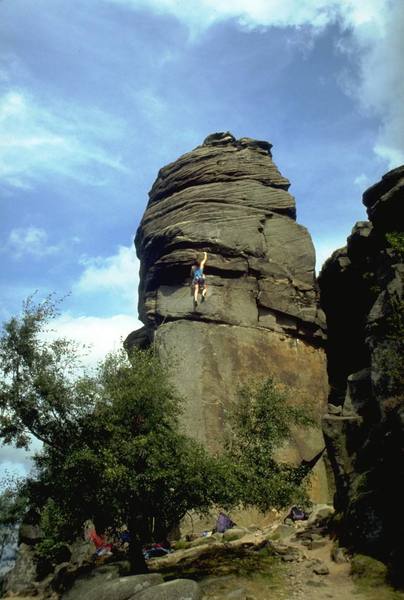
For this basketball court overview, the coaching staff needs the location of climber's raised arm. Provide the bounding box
[200,251,208,269]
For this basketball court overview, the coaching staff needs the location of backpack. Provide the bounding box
[216,512,235,533]
[290,506,307,521]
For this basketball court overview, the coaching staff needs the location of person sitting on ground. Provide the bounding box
[191,251,208,308]
[85,523,113,557]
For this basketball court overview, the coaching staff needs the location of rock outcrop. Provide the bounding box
[128,132,330,501]
[319,166,404,580]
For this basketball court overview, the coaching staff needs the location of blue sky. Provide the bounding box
[1,0,403,476]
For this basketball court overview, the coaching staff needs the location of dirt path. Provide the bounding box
[198,536,368,600]
[196,523,374,600]
[283,539,367,600]
[150,509,404,600]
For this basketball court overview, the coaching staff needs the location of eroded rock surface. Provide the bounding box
[135,132,325,340]
[319,165,404,579]
[128,132,329,501]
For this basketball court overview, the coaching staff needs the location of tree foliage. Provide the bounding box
[0,296,313,572]
[0,295,95,451]
[386,231,404,259]
[224,377,314,511]
[29,348,235,547]
[0,297,236,571]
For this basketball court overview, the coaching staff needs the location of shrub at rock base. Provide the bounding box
[350,554,388,586]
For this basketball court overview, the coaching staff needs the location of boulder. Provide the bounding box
[306,504,334,526]
[271,525,295,540]
[308,540,328,550]
[350,554,388,585]
[362,165,404,232]
[189,536,217,548]
[313,562,329,575]
[61,572,164,600]
[134,578,201,600]
[331,544,349,564]
[155,320,328,469]
[18,523,43,545]
[222,528,248,542]
[2,543,37,596]
[322,415,363,511]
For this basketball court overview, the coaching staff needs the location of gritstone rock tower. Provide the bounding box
[127,132,330,502]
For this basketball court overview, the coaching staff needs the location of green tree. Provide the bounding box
[386,231,404,258]
[0,297,234,573]
[0,295,96,451]
[30,347,236,571]
[0,296,313,575]
[224,377,314,511]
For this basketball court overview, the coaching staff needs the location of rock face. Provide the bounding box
[129,132,329,501]
[318,166,403,578]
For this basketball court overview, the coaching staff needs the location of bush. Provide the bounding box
[351,554,388,586]
[224,376,315,512]
[386,232,404,258]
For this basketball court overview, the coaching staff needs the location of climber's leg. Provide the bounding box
[201,283,207,302]
[193,283,199,307]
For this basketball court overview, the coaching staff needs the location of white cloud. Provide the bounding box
[0,439,42,466]
[0,90,128,189]
[68,245,142,365]
[354,173,370,190]
[48,312,142,367]
[133,88,168,123]
[105,0,387,31]
[339,1,404,170]
[374,144,404,171]
[0,459,32,482]
[75,245,140,305]
[10,245,142,368]
[106,0,403,168]
[0,435,43,484]
[6,226,60,258]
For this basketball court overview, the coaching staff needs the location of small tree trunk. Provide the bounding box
[127,533,148,574]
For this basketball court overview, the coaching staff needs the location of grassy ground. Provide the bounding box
[161,543,285,581]
[355,582,404,600]
[156,543,292,598]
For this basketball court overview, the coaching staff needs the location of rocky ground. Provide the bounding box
[144,506,404,600]
[159,528,355,599]
[3,506,404,599]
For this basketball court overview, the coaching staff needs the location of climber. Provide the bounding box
[191,251,208,309]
